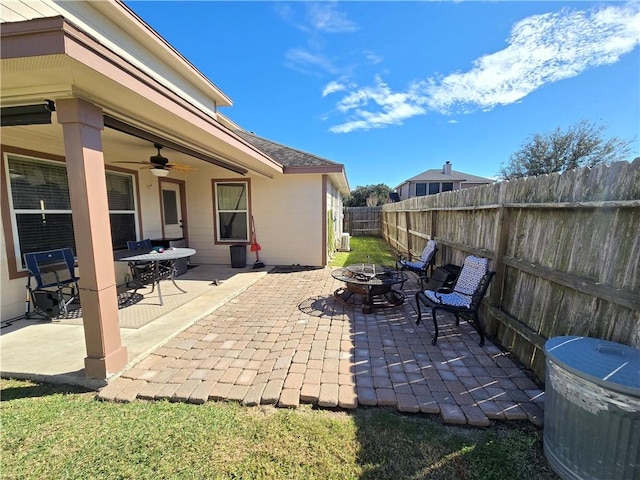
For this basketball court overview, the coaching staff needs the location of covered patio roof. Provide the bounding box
[1,7,283,179]
[0,1,289,380]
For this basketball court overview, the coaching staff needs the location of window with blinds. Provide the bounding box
[213,180,249,242]
[6,155,137,268]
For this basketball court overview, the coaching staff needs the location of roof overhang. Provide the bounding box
[1,13,283,178]
[284,165,350,197]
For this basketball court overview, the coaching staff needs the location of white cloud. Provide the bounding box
[322,81,347,97]
[329,77,426,133]
[307,2,359,33]
[285,48,340,76]
[364,50,383,65]
[448,120,459,124]
[328,3,640,132]
[280,3,359,76]
[424,4,640,114]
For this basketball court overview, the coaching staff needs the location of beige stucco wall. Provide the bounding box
[184,168,324,267]
[0,211,24,320]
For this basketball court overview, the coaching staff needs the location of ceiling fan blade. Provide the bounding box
[167,163,197,173]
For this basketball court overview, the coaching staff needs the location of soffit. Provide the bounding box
[1,18,283,178]
[1,0,232,110]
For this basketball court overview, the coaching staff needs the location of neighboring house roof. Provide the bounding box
[235,130,350,196]
[396,165,494,190]
[404,169,493,184]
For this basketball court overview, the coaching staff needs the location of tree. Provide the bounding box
[344,184,392,207]
[498,120,631,180]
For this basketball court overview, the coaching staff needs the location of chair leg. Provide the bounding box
[473,312,485,347]
[431,307,439,345]
[25,288,32,319]
[415,292,423,325]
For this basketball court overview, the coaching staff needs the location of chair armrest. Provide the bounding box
[434,286,453,294]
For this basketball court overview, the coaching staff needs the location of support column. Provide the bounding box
[57,98,128,379]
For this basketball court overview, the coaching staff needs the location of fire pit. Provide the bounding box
[331,264,407,313]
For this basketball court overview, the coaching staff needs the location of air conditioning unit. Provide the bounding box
[338,233,351,252]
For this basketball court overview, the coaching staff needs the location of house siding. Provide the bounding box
[184,170,323,267]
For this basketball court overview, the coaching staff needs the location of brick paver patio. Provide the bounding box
[98,267,545,427]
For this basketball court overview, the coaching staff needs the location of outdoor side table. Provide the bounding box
[119,247,196,306]
[331,264,407,313]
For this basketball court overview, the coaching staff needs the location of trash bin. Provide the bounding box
[543,336,640,480]
[230,244,247,268]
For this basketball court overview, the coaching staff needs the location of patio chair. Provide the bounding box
[24,248,80,320]
[127,239,153,251]
[415,255,495,346]
[125,239,174,293]
[396,239,437,288]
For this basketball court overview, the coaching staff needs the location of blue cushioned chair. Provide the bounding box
[24,248,79,320]
[396,240,437,288]
[415,255,495,346]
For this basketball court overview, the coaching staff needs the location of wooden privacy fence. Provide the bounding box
[382,160,640,381]
[344,206,382,236]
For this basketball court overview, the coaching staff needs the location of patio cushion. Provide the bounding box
[401,259,427,270]
[419,240,437,263]
[453,255,487,296]
[424,290,472,308]
[398,240,437,269]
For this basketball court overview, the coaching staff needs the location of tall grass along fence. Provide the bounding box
[382,160,639,381]
[344,206,382,236]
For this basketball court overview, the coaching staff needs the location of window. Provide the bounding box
[442,182,453,192]
[5,154,137,268]
[428,183,440,195]
[213,180,250,242]
[415,183,427,196]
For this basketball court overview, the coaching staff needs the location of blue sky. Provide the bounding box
[126,1,640,190]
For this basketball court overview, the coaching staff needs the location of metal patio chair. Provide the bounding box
[415,255,495,346]
[24,248,80,320]
[125,239,174,293]
[396,239,437,288]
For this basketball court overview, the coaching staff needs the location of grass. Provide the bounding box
[1,378,558,480]
[329,235,398,268]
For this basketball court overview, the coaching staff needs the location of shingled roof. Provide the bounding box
[235,130,342,169]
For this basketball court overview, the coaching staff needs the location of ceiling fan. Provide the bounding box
[116,143,196,176]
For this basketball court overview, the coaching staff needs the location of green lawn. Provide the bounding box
[329,235,398,268]
[1,379,557,480]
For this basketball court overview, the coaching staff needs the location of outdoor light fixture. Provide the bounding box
[150,167,169,177]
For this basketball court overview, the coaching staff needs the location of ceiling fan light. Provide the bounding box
[151,167,169,177]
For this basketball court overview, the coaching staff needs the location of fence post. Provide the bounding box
[491,204,510,309]
[405,210,411,256]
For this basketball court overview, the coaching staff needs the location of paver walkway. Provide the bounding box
[98,267,545,427]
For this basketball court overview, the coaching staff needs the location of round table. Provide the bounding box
[331,264,407,313]
[118,247,196,306]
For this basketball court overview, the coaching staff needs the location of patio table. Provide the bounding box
[331,264,407,313]
[118,247,196,306]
